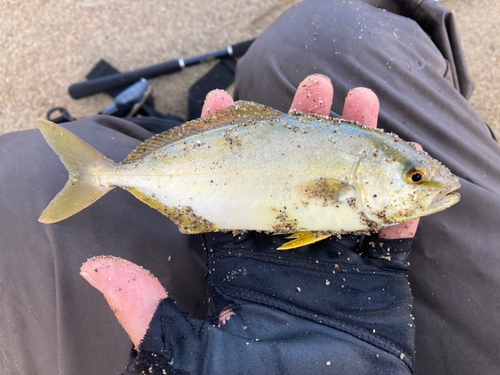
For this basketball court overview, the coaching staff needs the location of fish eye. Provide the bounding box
[411,173,423,183]
[404,163,428,185]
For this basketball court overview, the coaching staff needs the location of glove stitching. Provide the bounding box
[213,280,414,370]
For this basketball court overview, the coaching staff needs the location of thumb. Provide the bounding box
[80,256,168,347]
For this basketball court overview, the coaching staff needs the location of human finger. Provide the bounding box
[80,256,168,347]
[289,74,333,116]
[201,89,234,117]
[341,87,379,128]
[378,218,420,239]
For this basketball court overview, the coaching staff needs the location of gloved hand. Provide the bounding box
[81,74,419,374]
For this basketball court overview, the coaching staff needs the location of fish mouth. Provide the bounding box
[426,183,461,214]
[433,191,461,208]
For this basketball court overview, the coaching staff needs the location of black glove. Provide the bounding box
[124,232,415,375]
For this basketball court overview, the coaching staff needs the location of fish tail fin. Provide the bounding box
[36,120,116,223]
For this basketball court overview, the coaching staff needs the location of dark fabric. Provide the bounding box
[234,0,500,374]
[364,0,474,99]
[0,117,208,375]
[126,234,414,374]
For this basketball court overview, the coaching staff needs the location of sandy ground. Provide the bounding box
[1,0,498,137]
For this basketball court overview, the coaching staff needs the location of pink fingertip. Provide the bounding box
[81,256,168,347]
[342,87,379,128]
[378,218,420,239]
[201,89,234,117]
[290,74,333,116]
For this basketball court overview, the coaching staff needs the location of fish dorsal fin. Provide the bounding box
[122,101,284,164]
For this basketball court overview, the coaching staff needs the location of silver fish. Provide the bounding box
[36,101,460,249]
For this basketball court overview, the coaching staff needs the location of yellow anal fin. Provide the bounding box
[277,232,333,250]
[123,187,216,234]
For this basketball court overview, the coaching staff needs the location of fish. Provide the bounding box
[36,101,460,249]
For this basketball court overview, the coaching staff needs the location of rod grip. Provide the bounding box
[68,60,182,99]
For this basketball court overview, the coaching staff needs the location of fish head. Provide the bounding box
[354,141,461,226]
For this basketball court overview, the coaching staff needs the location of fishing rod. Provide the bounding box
[68,39,255,99]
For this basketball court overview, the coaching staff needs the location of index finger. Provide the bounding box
[289,74,334,116]
[201,89,234,117]
[342,87,379,128]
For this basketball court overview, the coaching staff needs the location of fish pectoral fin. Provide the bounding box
[295,178,350,205]
[277,232,333,250]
